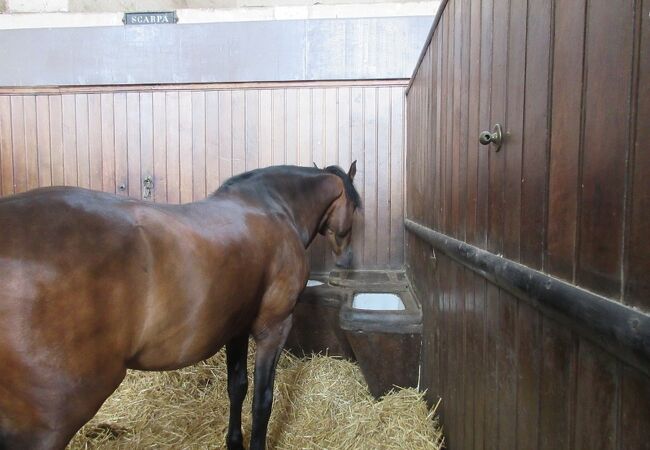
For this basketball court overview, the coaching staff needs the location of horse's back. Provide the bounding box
[0,187,291,367]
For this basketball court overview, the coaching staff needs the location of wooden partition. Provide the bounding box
[406,0,650,449]
[0,81,406,271]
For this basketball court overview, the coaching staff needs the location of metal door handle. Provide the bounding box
[143,176,154,199]
[479,123,503,151]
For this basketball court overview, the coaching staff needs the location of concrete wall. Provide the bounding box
[0,15,433,86]
[2,0,434,13]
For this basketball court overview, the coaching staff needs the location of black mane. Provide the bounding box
[216,165,361,209]
[323,165,362,209]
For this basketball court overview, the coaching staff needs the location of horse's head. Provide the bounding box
[319,161,360,269]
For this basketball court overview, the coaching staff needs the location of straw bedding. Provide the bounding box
[68,346,444,449]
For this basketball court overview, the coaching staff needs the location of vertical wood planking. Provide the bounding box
[231,90,246,177]
[483,282,499,450]
[619,366,650,450]
[324,88,338,166]
[434,30,443,233]
[437,253,450,431]
[450,264,466,448]
[140,93,154,200]
[0,96,13,195]
[458,0,470,243]
[152,92,167,202]
[49,95,64,187]
[126,93,141,198]
[61,94,77,187]
[443,5,453,237]
[405,1,649,449]
[496,290,517,450]
[502,0,527,261]
[473,276,487,450]
[245,90,260,171]
[297,88,310,168]
[271,89,285,167]
[99,93,115,194]
[11,96,27,193]
[476,0,493,248]
[538,318,575,450]
[521,0,552,270]
[577,0,634,298]
[515,301,541,450]
[113,93,128,196]
[574,341,619,450]
[179,91,193,203]
[310,88,326,271]
[425,49,431,229]
[337,87,351,170]
[257,90,272,170]
[547,0,585,281]
[466,0,481,247]
[191,91,206,199]
[297,88,315,267]
[35,95,52,187]
[450,0,462,241]
[625,0,650,309]
[22,96,38,190]
[323,87,339,268]
[390,87,404,268]
[460,268,470,449]
[205,91,219,193]
[363,87,378,267]
[218,91,233,184]
[487,0,508,255]
[75,94,90,189]
[376,88,391,266]
[87,94,103,191]
[165,91,180,203]
[285,89,299,166]
[350,87,365,269]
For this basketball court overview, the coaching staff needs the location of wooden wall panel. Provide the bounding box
[0,97,13,195]
[547,0,586,282]
[625,0,650,310]
[577,0,635,298]
[0,81,406,272]
[406,0,649,448]
[100,93,115,194]
[520,0,551,270]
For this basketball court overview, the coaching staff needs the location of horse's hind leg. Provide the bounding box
[226,335,249,450]
[249,314,293,450]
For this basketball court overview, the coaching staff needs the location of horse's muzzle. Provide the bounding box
[335,247,353,269]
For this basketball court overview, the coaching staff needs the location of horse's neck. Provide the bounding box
[270,173,342,248]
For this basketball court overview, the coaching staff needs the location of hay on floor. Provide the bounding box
[68,348,444,449]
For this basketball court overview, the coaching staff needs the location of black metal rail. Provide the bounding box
[405,218,650,369]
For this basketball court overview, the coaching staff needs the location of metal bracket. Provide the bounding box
[143,176,154,200]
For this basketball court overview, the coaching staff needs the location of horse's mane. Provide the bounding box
[215,165,361,209]
[322,165,361,209]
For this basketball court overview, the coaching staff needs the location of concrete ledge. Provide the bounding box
[0,15,433,86]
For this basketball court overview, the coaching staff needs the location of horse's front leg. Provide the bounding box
[249,314,293,450]
[226,334,250,450]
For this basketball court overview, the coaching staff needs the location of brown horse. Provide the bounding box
[0,162,359,450]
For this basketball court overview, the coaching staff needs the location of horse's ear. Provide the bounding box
[348,160,357,181]
[313,162,320,170]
